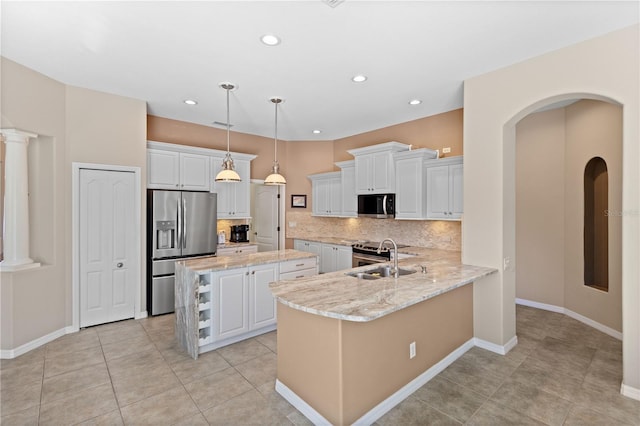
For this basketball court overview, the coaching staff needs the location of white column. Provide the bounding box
[0,128,40,271]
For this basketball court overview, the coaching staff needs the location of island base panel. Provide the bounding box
[276,283,473,425]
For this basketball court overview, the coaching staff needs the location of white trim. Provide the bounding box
[515,298,564,313]
[474,335,518,355]
[621,383,640,401]
[135,311,148,320]
[72,163,143,330]
[275,380,332,426]
[0,326,67,359]
[275,338,475,425]
[516,298,622,340]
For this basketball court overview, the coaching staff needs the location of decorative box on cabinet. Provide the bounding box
[335,160,357,217]
[147,148,211,191]
[393,148,438,220]
[346,142,411,194]
[308,172,342,217]
[211,155,255,219]
[425,156,463,220]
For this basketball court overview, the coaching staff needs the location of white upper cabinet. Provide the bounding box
[425,156,463,220]
[147,142,255,217]
[309,172,342,217]
[347,142,411,194]
[393,149,438,220]
[211,156,252,219]
[147,148,211,191]
[336,160,357,217]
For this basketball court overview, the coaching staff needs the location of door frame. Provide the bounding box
[72,162,143,331]
[250,179,286,251]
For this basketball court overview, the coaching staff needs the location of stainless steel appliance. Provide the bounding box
[357,193,395,218]
[229,224,249,242]
[147,190,217,315]
[352,241,408,267]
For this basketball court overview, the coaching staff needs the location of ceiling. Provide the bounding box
[2,1,638,141]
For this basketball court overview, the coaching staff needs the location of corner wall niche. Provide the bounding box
[583,156,608,292]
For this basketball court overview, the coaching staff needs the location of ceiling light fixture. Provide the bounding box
[215,82,241,183]
[409,99,422,105]
[261,34,281,46]
[184,99,197,105]
[264,97,286,185]
[352,74,367,83]
[312,129,322,134]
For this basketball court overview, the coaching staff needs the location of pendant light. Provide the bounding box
[264,97,286,185]
[215,82,241,182]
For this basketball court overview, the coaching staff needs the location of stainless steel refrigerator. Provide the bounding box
[147,190,217,315]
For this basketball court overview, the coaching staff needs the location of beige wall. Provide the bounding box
[333,108,463,162]
[464,25,639,393]
[516,108,566,306]
[0,57,146,351]
[516,101,623,332]
[564,100,622,330]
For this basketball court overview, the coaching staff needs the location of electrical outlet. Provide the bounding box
[442,147,451,154]
[409,341,416,359]
[289,222,296,228]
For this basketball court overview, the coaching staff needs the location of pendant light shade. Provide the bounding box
[215,82,241,183]
[264,97,286,185]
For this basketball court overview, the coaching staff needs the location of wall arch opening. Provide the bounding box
[584,156,609,292]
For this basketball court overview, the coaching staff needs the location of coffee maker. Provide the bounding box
[229,224,250,242]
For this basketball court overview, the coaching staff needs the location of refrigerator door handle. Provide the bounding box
[176,196,182,249]
[182,196,187,249]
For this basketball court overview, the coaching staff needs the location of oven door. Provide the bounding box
[352,252,388,268]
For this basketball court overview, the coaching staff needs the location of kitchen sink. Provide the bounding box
[346,265,416,280]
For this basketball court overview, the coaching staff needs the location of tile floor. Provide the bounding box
[1,305,639,425]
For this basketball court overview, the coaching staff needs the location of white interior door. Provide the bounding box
[80,168,136,327]
[252,184,279,252]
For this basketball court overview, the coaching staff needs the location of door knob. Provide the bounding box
[117,262,123,268]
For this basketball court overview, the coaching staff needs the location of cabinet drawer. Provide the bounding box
[279,267,318,280]
[280,257,318,274]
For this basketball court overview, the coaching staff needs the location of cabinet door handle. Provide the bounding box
[117,262,123,268]
[296,263,304,267]
[251,271,255,275]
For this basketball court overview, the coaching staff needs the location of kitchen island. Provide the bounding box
[175,249,319,359]
[269,247,497,425]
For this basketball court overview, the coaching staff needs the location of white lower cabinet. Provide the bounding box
[213,268,250,340]
[320,244,353,273]
[194,257,317,355]
[295,239,352,273]
[294,239,322,256]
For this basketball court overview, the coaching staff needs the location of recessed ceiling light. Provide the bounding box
[184,99,197,105]
[409,99,422,105]
[261,34,281,46]
[352,75,367,83]
[312,129,322,134]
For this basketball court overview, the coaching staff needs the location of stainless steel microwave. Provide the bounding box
[357,194,395,218]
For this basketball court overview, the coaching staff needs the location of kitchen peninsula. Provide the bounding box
[269,246,497,425]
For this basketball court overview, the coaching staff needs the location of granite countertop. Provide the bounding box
[217,242,257,248]
[177,249,318,273]
[294,236,365,246]
[269,247,497,322]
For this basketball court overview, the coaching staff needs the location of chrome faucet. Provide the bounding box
[377,238,399,278]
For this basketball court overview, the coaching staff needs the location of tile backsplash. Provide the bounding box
[285,211,461,251]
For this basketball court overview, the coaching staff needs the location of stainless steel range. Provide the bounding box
[351,241,409,267]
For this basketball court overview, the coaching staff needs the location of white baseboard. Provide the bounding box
[621,383,640,401]
[0,326,68,359]
[515,298,564,313]
[275,338,475,426]
[474,335,518,355]
[516,298,622,340]
[135,311,148,320]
